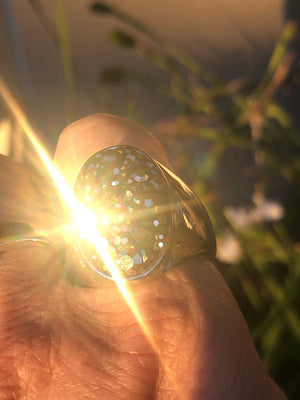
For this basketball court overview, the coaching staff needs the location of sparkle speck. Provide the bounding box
[103,155,117,162]
[145,199,153,208]
[120,255,134,270]
[134,175,142,182]
[127,154,136,161]
[150,178,164,190]
[114,237,121,246]
[153,219,159,227]
[133,254,142,264]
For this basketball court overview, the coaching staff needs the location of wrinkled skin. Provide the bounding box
[0,114,286,399]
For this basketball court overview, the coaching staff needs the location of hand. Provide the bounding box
[0,114,286,399]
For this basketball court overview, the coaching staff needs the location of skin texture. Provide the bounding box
[0,114,287,399]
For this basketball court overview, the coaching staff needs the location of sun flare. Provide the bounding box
[0,76,158,352]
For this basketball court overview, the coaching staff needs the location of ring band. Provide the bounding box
[0,222,50,247]
[71,145,216,284]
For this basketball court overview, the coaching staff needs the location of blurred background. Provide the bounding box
[0,0,299,398]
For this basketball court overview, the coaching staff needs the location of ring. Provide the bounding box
[71,145,216,283]
[0,222,50,247]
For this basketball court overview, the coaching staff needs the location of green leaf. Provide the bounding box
[90,1,113,14]
[108,30,136,48]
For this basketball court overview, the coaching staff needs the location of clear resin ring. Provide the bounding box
[72,145,216,283]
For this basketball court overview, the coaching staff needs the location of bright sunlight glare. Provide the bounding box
[0,76,158,352]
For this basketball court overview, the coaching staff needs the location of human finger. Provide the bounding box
[52,113,286,399]
[54,113,171,188]
[0,155,60,232]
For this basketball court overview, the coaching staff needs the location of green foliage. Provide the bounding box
[90,1,113,14]
[90,3,300,398]
[108,30,136,48]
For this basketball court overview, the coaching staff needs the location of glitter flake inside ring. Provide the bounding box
[73,145,216,283]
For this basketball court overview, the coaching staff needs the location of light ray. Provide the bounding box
[0,76,159,353]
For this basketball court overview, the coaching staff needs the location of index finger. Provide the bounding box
[54,113,171,188]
